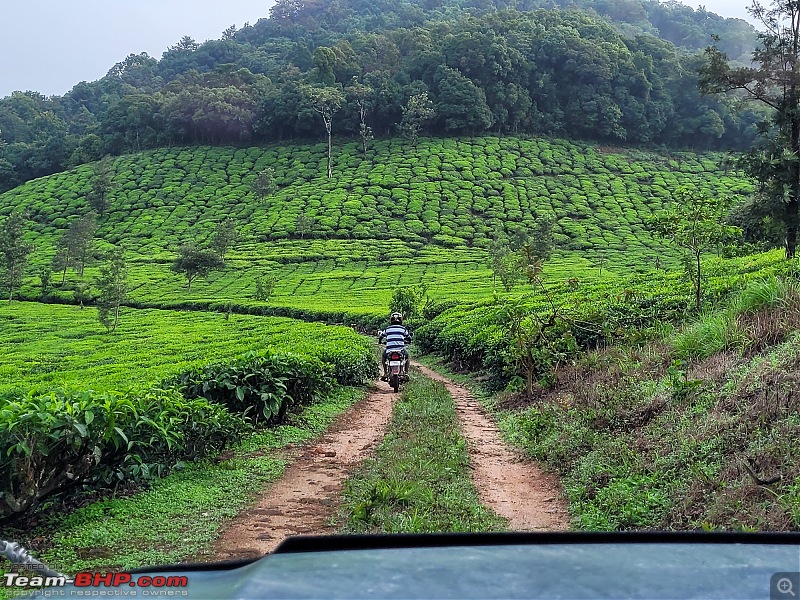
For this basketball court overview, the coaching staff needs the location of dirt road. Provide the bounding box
[211,384,398,559]
[414,362,569,531]
[211,365,567,559]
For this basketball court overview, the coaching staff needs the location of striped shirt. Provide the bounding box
[379,324,412,350]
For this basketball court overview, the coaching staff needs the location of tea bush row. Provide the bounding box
[0,387,244,521]
[0,304,377,522]
[0,137,750,267]
[415,251,792,388]
[0,304,376,395]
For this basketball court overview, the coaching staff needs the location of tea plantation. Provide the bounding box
[0,136,753,319]
[0,302,375,395]
[0,301,376,522]
[1,133,792,537]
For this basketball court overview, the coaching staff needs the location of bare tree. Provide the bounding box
[303,85,345,178]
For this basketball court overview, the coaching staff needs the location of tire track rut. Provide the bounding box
[414,362,569,531]
[210,363,567,560]
[210,384,398,559]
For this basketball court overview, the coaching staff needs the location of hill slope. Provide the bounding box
[0,136,753,315]
[0,1,761,191]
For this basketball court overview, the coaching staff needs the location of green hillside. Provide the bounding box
[7,133,798,537]
[0,1,760,192]
[0,136,753,318]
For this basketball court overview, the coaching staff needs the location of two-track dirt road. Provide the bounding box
[211,365,568,559]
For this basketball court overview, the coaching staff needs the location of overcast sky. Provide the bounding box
[700,0,761,26]
[0,1,272,98]
[0,0,760,99]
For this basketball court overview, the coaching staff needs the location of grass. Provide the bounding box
[490,304,800,531]
[672,312,745,360]
[673,275,800,360]
[0,386,363,583]
[338,374,506,533]
[416,276,800,532]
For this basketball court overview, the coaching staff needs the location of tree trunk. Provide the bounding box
[787,199,798,259]
[788,110,800,259]
[113,303,120,332]
[326,126,333,179]
[789,21,800,260]
[788,98,800,258]
[359,104,368,159]
[187,275,193,291]
[695,251,702,311]
[526,367,533,396]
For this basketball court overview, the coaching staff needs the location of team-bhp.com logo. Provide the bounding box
[2,565,188,597]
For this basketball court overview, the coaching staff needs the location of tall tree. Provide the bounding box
[67,213,97,276]
[303,85,345,178]
[53,213,97,282]
[400,92,435,145]
[96,247,128,333]
[433,65,494,133]
[52,245,71,286]
[700,0,800,258]
[212,218,239,264]
[88,155,115,216]
[347,79,374,158]
[0,212,33,303]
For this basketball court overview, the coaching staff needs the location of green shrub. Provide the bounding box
[672,313,745,360]
[167,350,333,425]
[728,275,794,315]
[0,388,243,520]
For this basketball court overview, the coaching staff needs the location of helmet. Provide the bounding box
[390,312,403,324]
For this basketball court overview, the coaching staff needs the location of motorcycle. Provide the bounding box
[385,350,410,393]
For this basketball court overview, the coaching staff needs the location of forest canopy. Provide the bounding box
[0,0,761,192]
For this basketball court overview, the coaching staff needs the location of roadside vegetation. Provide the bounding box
[0,386,362,596]
[0,304,375,523]
[430,275,800,531]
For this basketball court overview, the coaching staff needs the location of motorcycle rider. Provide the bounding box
[378,312,412,380]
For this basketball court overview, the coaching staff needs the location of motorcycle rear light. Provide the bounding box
[390,353,402,360]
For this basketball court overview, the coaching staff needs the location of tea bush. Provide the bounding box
[0,388,244,520]
[167,350,334,425]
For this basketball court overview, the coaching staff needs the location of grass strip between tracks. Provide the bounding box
[338,372,507,533]
[0,386,364,591]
